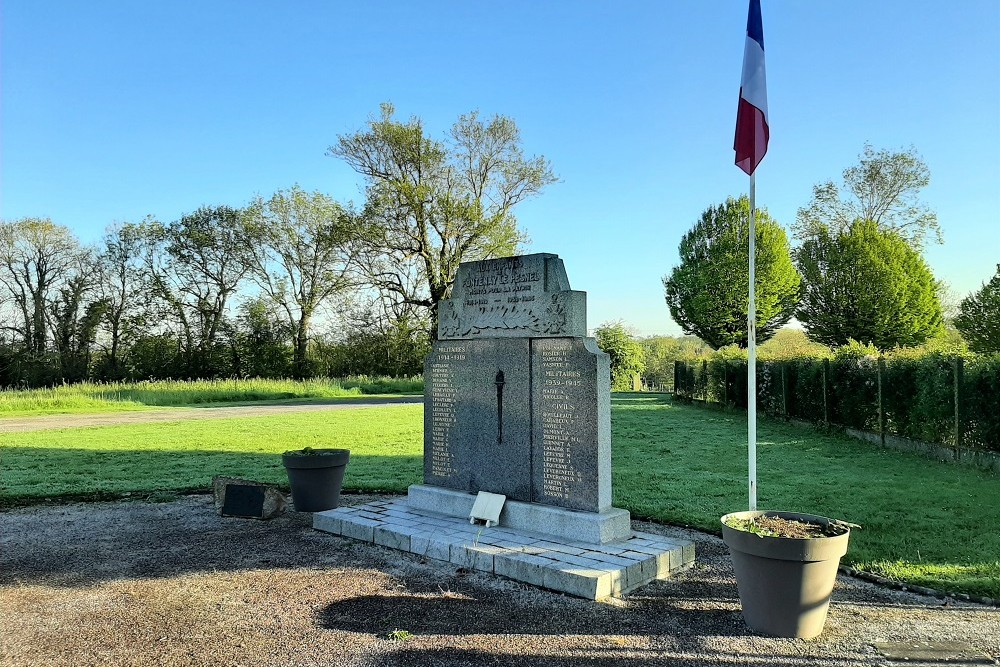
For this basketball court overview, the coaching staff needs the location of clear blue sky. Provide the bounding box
[3,1,998,335]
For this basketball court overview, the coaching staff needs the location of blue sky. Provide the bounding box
[3,1,998,335]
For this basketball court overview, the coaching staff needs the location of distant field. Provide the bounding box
[0,376,423,416]
[1,394,996,600]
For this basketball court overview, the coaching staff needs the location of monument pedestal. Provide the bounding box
[314,495,694,600]
[313,253,696,599]
[406,484,631,544]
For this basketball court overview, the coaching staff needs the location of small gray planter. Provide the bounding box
[282,448,350,512]
[721,510,851,639]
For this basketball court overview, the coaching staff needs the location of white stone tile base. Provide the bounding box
[314,498,695,600]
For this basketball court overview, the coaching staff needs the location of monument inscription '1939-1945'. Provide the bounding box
[423,253,611,514]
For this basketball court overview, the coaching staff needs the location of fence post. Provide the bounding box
[877,357,885,445]
[722,360,728,407]
[781,362,789,420]
[702,359,709,403]
[954,357,964,451]
[822,358,830,427]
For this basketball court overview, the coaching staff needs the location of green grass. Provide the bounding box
[0,393,996,599]
[0,405,423,503]
[611,394,1000,600]
[0,376,423,416]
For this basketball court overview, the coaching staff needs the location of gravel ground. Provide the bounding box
[1,493,996,667]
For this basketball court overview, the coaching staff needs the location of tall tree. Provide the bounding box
[243,186,358,377]
[795,220,943,350]
[0,218,82,354]
[50,249,107,382]
[953,264,1000,354]
[663,196,801,350]
[143,206,251,375]
[795,143,941,249]
[328,103,557,337]
[97,221,154,377]
[594,321,646,391]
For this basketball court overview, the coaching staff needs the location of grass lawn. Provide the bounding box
[1,394,996,599]
[0,377,423,417]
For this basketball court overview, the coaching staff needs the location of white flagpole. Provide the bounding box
[748,172,758,511]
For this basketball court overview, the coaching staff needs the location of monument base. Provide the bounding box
[313,494,695,600]
[406,484,631,544]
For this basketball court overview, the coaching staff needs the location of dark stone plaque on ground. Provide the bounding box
[221,484,267,518]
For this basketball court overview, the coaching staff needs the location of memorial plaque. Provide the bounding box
[531,337,611,512]
[221,483,267,518]
[438,253,586,340]
[424,338,532,500]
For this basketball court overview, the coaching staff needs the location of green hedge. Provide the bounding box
[674,353,1000,453]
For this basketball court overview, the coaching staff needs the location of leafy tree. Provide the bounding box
[243,186,358,377]
[953,264,1000,354]
[50,249,108,382]
[0,218,83,355]
[329,103,556,337]
[756,327,831,361]
[663,196,800,350]
[795,143,941,249]
[142,206,251,376]
[97,221,155,378]
[795,220,944,350]
[594,321,646,391]
[639,335,714,388]
[230,297,293,378]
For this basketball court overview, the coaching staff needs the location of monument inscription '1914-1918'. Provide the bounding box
[423,253,611,514]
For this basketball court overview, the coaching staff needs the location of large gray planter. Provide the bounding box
[721,510,851,639]
[282,448,350,512]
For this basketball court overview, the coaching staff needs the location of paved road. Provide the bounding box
[0,396,423,433]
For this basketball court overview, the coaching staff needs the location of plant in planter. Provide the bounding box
[721,510,853,639]
[281,446,350,512]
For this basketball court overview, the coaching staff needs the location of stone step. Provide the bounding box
[314,498,695,600]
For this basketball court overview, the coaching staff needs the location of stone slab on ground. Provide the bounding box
[874,640,996,666]
[314,498,694,600]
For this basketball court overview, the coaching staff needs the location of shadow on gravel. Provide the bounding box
[371,648,854,667]
[0,494,395,587]
[375,647,867,667]
[318,577,748,639]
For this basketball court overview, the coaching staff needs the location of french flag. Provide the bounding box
[734,0,769,175]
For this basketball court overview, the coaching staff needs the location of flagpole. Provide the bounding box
[748,172,757,512]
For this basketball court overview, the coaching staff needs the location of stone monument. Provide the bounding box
[315,253,694,599]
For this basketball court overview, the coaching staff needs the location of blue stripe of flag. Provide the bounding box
[747,0,764,49]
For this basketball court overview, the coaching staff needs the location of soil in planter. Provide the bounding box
[727,515,849,539]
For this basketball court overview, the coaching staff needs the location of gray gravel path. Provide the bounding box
[0,396,422,433]
[1,493,996,667]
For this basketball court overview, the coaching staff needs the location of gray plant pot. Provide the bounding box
[282,448,350,512]
[721,510,851,639]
